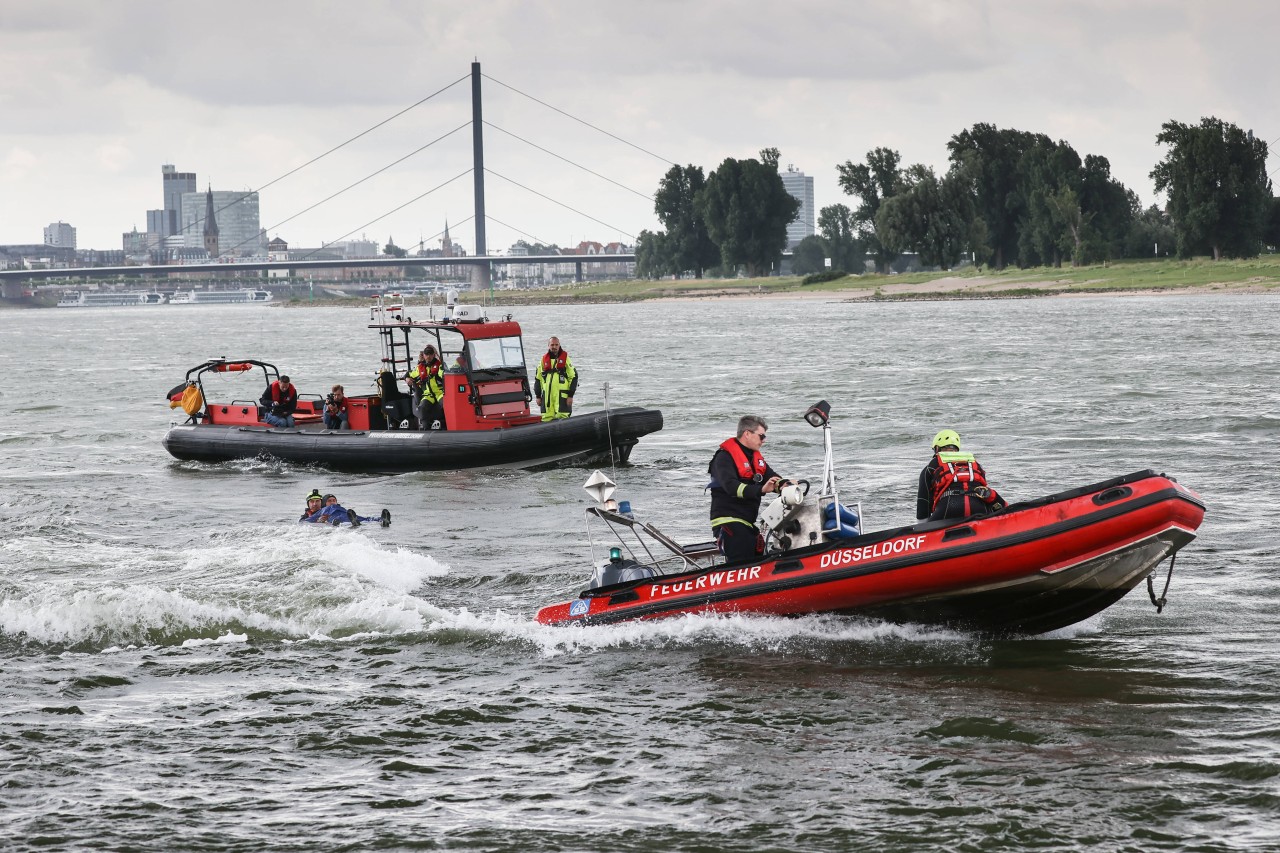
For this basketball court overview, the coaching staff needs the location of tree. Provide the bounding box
[790,235,827,275]
[817,204,863,272]
[875,165,973,270]
[1045,186,1092,267]
[1266,197,1280,251]
[948,125,1046,269]
[836,147,904,273]
[1015,138,1082,267]
[383,238,407,258]
[698,156,800,277]
[512,239,561,255]
[1079,155,1135,262]
[653,164,718,277]
[759,147,781,170]
[634,230,674,279]
[1124,205,1176,258]
[1151,116,1272,259]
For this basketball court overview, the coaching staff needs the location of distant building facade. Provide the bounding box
[780,165,815,248]
[145,164,198,241]
[43,221,77,249]
[180,189,263,257]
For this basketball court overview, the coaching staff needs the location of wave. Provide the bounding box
[0,526,450,650]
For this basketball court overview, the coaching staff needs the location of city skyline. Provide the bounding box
[1,1,1276,254]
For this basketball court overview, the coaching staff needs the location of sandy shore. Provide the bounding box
[640,274,1278,303]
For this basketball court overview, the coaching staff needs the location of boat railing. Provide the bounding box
[585,506,719,576]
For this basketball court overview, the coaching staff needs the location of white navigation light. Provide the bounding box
[583,470,617,505]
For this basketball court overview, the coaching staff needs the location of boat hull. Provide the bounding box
[163,406,663,472]
[536,471,1206,635]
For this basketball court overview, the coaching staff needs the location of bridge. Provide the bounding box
[2,62,655,298]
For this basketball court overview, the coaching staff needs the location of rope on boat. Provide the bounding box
[1146,552,1176,613]
[603,381,617,476]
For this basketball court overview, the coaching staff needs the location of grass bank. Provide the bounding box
[480,256,1280,305]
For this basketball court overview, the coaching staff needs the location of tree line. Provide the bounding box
[635,117,1277,279]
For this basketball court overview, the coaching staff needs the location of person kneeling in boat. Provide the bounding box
[323,384,350,430]
[708,415,791,564]
[299,489,391,527]
[260,375,298,428]
[917,429,1005,522]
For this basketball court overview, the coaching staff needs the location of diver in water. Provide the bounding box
[299,490,391,527]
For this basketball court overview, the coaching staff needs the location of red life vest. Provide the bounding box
[541,350,569,373]
[930,451,990,508]
[269,381,297,405]
[719,438,769,480]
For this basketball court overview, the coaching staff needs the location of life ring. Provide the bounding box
[214,362,253,373]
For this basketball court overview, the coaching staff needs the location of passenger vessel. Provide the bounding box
[168,289,273,305]
[57,291,166,307]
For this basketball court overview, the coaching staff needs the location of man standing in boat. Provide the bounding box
[708,416,790,564]
[917,429,1005,521]
[535,337,577,422]
[260,375,298,428]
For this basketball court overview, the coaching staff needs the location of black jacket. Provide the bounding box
[708,440,781,526]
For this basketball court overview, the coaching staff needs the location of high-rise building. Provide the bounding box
[180,189,263,257]
[780,165,815,249]
[43,221,77,249]
[162,165,196,237]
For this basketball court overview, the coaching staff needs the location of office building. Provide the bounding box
[161,165,196,237]
[180,189,264,257]
[780,165,815,248]
[43,221,77,249]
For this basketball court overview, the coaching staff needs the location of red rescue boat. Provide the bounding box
[161,294,662,472]
[536,402,1205,635]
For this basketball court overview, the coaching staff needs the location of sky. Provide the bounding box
[1,0,1277,255]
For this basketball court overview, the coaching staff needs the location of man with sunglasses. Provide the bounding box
[707,415,790,564]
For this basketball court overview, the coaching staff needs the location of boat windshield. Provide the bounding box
[466,335,526,374]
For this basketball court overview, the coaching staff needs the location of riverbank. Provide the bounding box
[483,257,1280,306]
[7,257,1279,310]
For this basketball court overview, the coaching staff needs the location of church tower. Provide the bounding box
[441,220,454,258]
[203,185,220,258]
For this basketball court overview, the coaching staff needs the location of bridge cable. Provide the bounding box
[301,169,474,259]
[483,73,676,166]
[141,73,471,255]
[483,215,551,248]
[485,169,637,240]
[222,122,472,256]
[483,121,653,201]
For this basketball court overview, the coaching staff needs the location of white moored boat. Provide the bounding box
[168,289,273,305]
[56,291,166,307]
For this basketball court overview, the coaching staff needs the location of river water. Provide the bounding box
[1,294,1276,851]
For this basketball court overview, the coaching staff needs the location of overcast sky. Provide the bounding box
[1,0,1276,254]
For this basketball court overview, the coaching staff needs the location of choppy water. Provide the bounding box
[1,295,1276,851]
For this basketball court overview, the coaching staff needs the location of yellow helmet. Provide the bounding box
[931,429,961,451]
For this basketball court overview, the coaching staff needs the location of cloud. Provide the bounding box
[1,0,1277,250]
